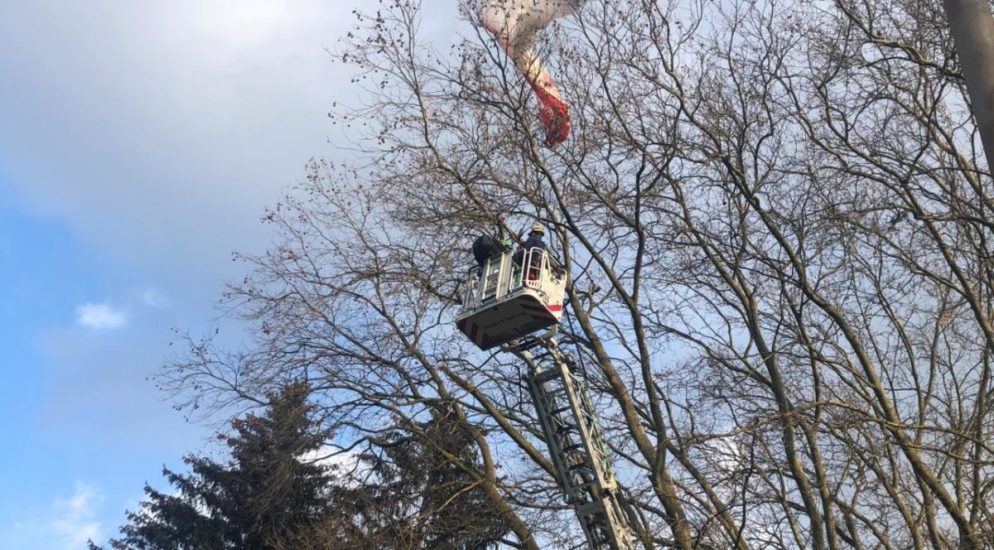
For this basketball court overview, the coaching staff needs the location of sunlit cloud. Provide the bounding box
[50,482,104,548]
[2,482,105,549]
[140,288,171,309]
[75,303,128,330]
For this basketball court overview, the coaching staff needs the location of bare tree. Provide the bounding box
[163,0,994,547]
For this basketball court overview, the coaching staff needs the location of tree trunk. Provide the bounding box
[943,0,994,171]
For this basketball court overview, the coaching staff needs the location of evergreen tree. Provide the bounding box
[103,383,334,549]
[98,387,509,549]
[331,405,511,549]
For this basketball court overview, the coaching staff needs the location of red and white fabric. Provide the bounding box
[477,0,583,146]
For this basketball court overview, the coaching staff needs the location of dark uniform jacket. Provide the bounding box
[521,233,548,251]
[473,235,504,268]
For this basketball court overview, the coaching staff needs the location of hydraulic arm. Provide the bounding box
[512,337,636,550]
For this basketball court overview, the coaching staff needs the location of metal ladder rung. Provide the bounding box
[518,338,634,550]
[533,371,562,383]
[561,442,588,454]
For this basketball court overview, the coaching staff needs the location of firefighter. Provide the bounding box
[472,234,504,269]
[520,223,548,252]
[515,224,549,281]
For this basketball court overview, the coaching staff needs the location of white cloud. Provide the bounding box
[0,1,457,307]
[301,445,359,471]
[75,303,128,330]
[1,482,105,550]
[0,0,372,298]
[50,482,104,548]
[300,445,377,489]
[141,288,171,309]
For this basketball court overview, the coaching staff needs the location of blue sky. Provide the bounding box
[0,1,454,546]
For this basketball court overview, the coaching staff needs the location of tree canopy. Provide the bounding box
[150,0,994,548]
[99,384,335,549]
[101,385,509,549]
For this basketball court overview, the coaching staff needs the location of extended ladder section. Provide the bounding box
[457,245,635,547]
[516,339,636,550]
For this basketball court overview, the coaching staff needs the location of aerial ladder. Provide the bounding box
[456,248,637,549]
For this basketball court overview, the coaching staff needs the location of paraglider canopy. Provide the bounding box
[475,0,584,146]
